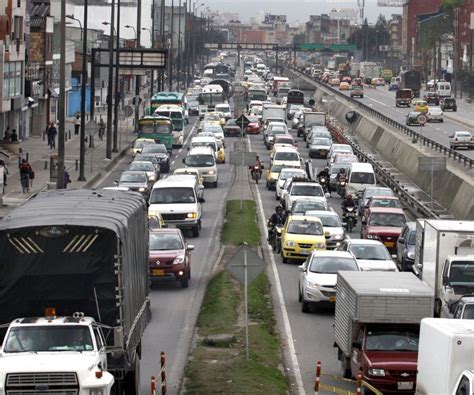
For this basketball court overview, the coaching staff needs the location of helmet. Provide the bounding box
[275,205,282,212]
[324,166,329,172]
[346,193,353,200]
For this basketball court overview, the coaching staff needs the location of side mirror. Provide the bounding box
[187,147,190,151]
[198,197,205,203]
[114,180,119,185]
[398,237,405,244]
[442,275,449,286]
[187,244,195,251]
[298,264,305,272]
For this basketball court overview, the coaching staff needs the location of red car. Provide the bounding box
[245,116,261,134]
[361,196,402,220]
[273,134,297,148]
[361,207,406,254]
[149,228,194,288]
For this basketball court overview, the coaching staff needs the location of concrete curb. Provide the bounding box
[443,113,473,129]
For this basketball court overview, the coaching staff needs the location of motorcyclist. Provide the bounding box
[336,168,347,195]
[268,205,286,243]
[250,155,263,178]
[317,166,331,193]
[341,193,356,216]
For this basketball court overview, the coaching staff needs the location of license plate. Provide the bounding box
[384,242,395,248]
[152,269,165,276]
[300,249,310,255]
[329,296,336,303]
[319,150,326,154]
[398,382,413,390]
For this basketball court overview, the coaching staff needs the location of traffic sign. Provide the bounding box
[236,114,250,130]
[416,113,427,125]
[225,245,267,286]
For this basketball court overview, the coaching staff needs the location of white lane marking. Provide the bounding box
[247,136,305,395]
[367,96,387,107]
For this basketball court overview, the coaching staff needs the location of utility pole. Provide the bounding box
[78,0,88,181]
[106,0,115,159]
[134,0,142,132]
[113,0,120,152]
[57,0,66,189]
[177,0,182,92]
[150,0,155,99]
[169,0,174,90]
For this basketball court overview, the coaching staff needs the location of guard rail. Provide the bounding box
[287,66,474,169]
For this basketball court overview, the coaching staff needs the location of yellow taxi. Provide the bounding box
[148,212,165,229]
[413,99,429,113]
[266,164,284,190]
[281,215,326,263]
[339,81,350,91]
[132,138,155,155]
[216,140,225,163]
[197,120,220,133]
[204,112,225,127]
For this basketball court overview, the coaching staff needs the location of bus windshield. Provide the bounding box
[199,93,225,105]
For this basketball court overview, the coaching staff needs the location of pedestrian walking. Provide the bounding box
[19,159,33,193]
[3,127,10,140]
[47,123,57,149]
[10,129,18,142]
[98,118,105,141]
[74,115,80,135]
[0,159,8,190]
[64,168,71,189]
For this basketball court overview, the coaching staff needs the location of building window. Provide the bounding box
[13,16,23,41]
[3,61,23,98]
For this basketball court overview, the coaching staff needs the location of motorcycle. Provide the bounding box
[267,220,283,253]
[251,165,263,184]
[343,207,356,233]
[318,176,329,194]
[337,177,347,198]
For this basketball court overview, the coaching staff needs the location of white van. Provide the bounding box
[190,136,224,163]
[347,162,377,196]
[436,81,451,97]
[148,175,204,237]
[182,146,218,187]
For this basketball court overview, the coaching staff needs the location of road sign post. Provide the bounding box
[225,244,267,360]
[418,157,446,209]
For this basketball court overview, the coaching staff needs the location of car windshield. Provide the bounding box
[365,328,419,352]
[142,145,168,154]
[456,132,472,138]
[314,215,341,227]
[4,326,93,353]
[192,142,216,151]
[136,155,157,164]
[350,172,375,184]
[280,170,306,180]
[371,199,401,209]
[185,154,215,167]
[312,138,331,146]
[274,152,299,161]
[275,138,293,145]
[449,261,474,286]
[292,201,326,213]
[365,188,393,199]
[130,163,154,171]
[120,173,146,183]
[407,231,416,245]
[350,245,391,260]
[462,305,474,319]
[150,187,196,204]
[135,140,154,148]
[271,128,287,135]
[149,233,184,250]
[369,213,406,227]
[287,220,323,235]
[292,185,323,197]
[309,257,358,273]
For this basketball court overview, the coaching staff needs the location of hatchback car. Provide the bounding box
[361,195,402,219]
[350,85,364,98]
[289,198,328,216]
[305,210,345,249]
[132,138,155,155]
[396,222,416,272]
[149,228,194,288]
[427,106,444,123]
[449,131,474,150]
[281,215,326,263]
[339,82,350,91]
[308,137,332,159]
[276,168,307,200]
[245,116,261,134]
[117,170,151,198]
[337,239,398,272]
[359,187,395,215]
[413,100,429,113]
[128,161,160,182]
[140,144,171,172]
[298,250,359,312]
[223,119,243,137]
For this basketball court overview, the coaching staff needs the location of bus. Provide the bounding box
[137,116,174,152]
[153,104,185,147]
[287,89,304,105]
[198,85,226,119]
[149,92,189,123]
[203,62,231,80]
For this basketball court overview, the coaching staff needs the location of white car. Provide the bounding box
[276,168,307,200]
[327,144,353,165]
[298,250,359,312]
[283,181,327,211]
[305,210,345,249]
[336,239,398,271]
[271,146,302,168]
[215,103,232,120]
[427,106,444,123]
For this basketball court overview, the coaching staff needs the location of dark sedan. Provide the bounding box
[138,144,171,173]
[423,92,440,106]
[149,228,194,288]
[223,119,243,137]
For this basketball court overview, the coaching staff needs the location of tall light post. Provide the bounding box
[142,27,154,101]
[135,0,142,132]
[57,0,66,188]
[113,0,121,153]
[66,12,87,181]
[102,6,115,159]
[192,2,205,77]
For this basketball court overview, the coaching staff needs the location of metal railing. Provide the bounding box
[288,66,474,169]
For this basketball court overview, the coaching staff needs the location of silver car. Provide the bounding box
[305,210,345,249]
[117,170,151,198]
[129,161,160,182]
[336,239,398,271]
[427,106,444,123]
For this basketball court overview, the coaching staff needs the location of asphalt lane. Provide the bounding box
[336,83,474,158]
[248,123,361,393]
[95,117,234,394]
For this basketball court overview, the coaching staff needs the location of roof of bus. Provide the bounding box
[152,92,185,100]
[139,115,172,122]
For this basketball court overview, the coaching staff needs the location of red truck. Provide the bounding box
[334,272,434,394]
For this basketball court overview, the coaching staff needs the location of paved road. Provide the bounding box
[93,117,234,394]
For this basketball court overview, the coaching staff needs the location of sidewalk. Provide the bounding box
[0,111,135,218]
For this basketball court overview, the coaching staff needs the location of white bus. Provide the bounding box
[198,85,226,119]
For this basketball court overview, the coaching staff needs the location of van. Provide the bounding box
[182,146,218,187]
[436,81,451,97]
[347,162,376,196]
[148,175,204,237]
[189,136,224,163]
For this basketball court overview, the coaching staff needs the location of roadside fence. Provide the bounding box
[150,351,167,395]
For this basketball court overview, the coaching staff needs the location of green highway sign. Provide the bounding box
[299,43,356,52]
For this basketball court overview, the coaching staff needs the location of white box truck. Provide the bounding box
[417,318,474,394]
[334,271,433,394]
[416,220,474,316]
[262,104,286,124]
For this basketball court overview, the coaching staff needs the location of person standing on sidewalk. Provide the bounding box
[3,127,10,140]
[98,118,105,141]
[74,115,80,135]
[0,159,8,188]
[47,123,57,149]
[64,168,71,188]
[19,159,33,193]
[10,129,18,142]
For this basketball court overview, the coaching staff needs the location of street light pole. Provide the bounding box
[177,0,182,91]
[142,27,154,99]
[134,0,142,132]
[169,0,174,91]
[105,1,115,160]
[57,0,66,188]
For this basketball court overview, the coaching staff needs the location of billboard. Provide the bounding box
[263,14,287,24]
[329,8,358,20]
[377,0,405,6]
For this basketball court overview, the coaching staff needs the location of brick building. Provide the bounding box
[453,0,474,72]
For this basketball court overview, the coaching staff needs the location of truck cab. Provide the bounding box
[350,324,419,393]
[440,256,474,316]
[453,371,474,395]
[0,311,114,394]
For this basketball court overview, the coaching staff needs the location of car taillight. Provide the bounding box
[455,138,458,141]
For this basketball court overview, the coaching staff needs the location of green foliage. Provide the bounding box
[441,0,464,12]
[221,200,260,246]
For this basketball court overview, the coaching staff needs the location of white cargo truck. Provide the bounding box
[261,104,286,124]
[415,220,474,316]
[334,271,433,394]
[417,318,474,394]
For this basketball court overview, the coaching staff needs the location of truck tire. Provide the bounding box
[125,354,140,394]
[340,356,351,378]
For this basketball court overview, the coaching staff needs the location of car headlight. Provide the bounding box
[285,240,296,247]
[306,280,320,289]
[367,234,379,240]
[149,175,156,181]
[187,212,197,219]
[208,170,215,175]
[173,255,185,265]
[138,187,146,192]
[368,368,385,377]
[333,234,343,240]
[407,251,415,260]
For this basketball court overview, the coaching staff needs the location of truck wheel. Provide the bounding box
[192,226,200,237]
[340,357,351,378]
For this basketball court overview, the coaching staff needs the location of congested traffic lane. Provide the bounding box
[248,124,360,393]
[334,82,474,158]
[95,116,234,394]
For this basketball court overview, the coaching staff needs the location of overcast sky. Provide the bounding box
[203,0,402,24]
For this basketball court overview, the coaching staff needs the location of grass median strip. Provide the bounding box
[183,199,289,394]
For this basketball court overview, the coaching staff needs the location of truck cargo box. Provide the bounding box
[335,271,434,357]
[417,318,474,394]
